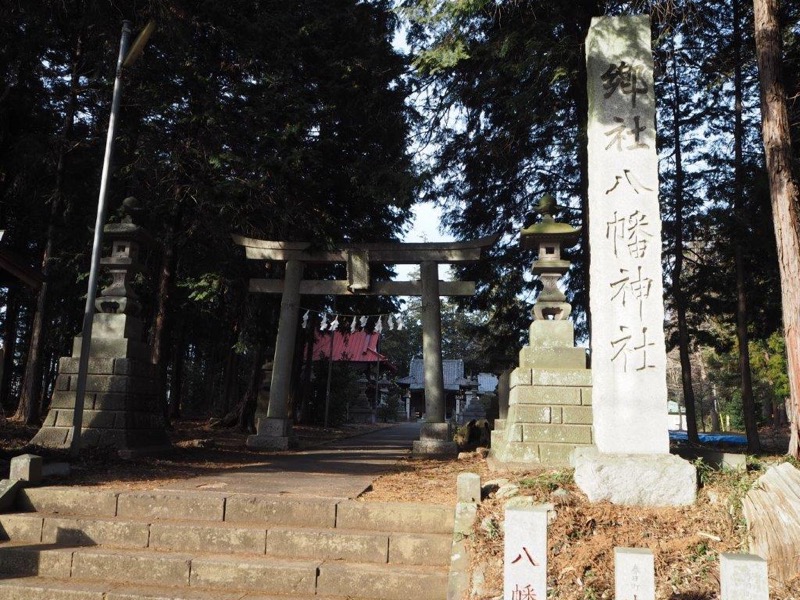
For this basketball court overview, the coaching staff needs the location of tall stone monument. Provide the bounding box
[574,15,695,505]
[490,195,594,468]
[32,199,170,456]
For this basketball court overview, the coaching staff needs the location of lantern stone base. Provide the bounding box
[246,417,296,450]
[489,320,594,469]
[31,326,170,455]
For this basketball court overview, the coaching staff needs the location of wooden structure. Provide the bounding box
[233,234,498,454]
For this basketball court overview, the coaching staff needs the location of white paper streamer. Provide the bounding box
[319,313,328,331]
[330,315,339,331]
[302,310,310,329]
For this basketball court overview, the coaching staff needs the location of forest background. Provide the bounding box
[0,0,798,454]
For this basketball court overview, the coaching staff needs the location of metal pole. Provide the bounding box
[70,21,132,456]
[324,328,334,428]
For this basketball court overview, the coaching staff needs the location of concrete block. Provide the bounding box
[117,491,224,522]
[511,386,582,406]
[28,427,70,448]
[551,407,563,424]
[0,479,22,512]
[512,406,552,424]
[581,387,593,405]
[336,501,454,534]
[224,496,336,528]
[562,406,593,424]
[519,346,587,369]
[17,487,119,517]
[112,358,154,377]
[0,514,43,542]
[317,562,447,600]
[419,422,451,441]
[447,503,478,600]
[189,556,318,594]
[510,368,532,387]
[389,533,451,566]
[528,319,575,348]
[149,522,266,554]
[615,547,655,600]
[457,473,481,504]
[574,448,697,506]
[49,391,75,409]
[522,424,592,445]
[42,410,58,427]
[72,337,148,361]
[91,393,129,411]
[531,369,592,387]
[106,587,243,600]
[267,527,388,563]
[54,375,70,391]
[246,433,290,450]
[412,439,458,457]
[0,545,75,578]
[42,517,149,548]
[539,443,581,467]
[59,357,115,375]
[72,548,191,586]
[720,553,769,600]
[10,454,42,485]
[0,578,109,600]
[493,442,541,464]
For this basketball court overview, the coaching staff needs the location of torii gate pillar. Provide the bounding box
[414,261,457,455]
[247,260,304,450]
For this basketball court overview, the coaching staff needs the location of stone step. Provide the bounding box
[14,488,454,534]
[0,512,451,566]
[0,544,448,600]
[0,576,376,600]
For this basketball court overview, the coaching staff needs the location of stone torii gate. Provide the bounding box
[233,234,498,455]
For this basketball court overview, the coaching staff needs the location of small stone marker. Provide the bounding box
[615,548,655,600]
[504,505,547,600]
[720,553,769,600]
[9,454,42,485]
[457,472,481,504]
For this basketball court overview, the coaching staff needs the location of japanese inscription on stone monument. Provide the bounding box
[504,506,547,600]
[586,15,669,454]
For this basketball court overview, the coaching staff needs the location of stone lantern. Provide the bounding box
[32,197,170,455]
[488,193,593,468]
[349,374,373,423]
[520,194,581,320]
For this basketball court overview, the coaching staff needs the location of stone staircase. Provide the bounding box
[0,486,453,600]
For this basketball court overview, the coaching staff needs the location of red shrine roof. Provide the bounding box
[311,330,389,364]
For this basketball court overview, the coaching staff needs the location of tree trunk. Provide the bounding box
[735,0,762,453]
[753,0,800,457]
[1,288,19,411]
[150,200,183,413]
[168,320,185,420]
[670,40,699,443]
[16,34,82,425]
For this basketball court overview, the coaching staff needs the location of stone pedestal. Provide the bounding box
[490,320,593,468]
[412,422,457,456]
[246,417,295,450]
[32,314,170,455]
[573,447,697,506]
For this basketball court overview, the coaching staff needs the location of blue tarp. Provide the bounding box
[669,430,748,445]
